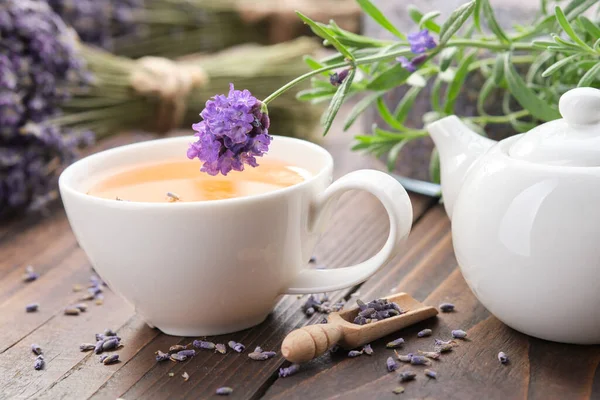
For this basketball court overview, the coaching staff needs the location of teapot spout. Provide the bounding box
[427,116,496,220]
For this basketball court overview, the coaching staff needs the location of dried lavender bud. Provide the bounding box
[302,295,321,315]
[305,307,315,316]
[31,344,42,355]
[434,343,455,353]
[262,351,276,359]
[193,340,216,350]
[498,352,509,364]
[94,340,105,354]
[102,338,121,351]
[362,344,373,355]
[331,302,345,312]
[330,345,340,353]
[309,256,317,263]
[395,351,413,363]
[348,350,363,358]
[166,192,181,202]
[215,344,226,354]
[386,356,398,372]
[410,355,430,365]
[386,338,405,348]
[182,371,189,381]
[34,355,45,370]
[169,345,187,353]
[26,303,39,313]
[80,293,95,301]
[228,341,245,353]
[170,353,187,362]
[356,299,367,311]
[353,316,367,325]
[64,307,80,316]
[103,354,119,365]
[168,372,175,377]
[399,371,416,382]
[254,346,263,353]
[278,364,300,378]
[248,352,269,361]
[358,308,376,318]
[177,350,196,358]
[417,329,432,338]
[80,343,95,352]
[103,329,117,337]
[99,355,108,363]
[72,284,83,292]
[73,303,87,312]
[440,303,455,312]
[418,351,441,360]
[216,387,233,396]
[434,339,454,346]
[452,329,468,339]
[23,266,39,282]
[392,386,405,394]
[95,334,105,342]
[155,350,170,362]
[424,369,437,379]
[88,286,103,296]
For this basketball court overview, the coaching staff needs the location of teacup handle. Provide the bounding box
[284,169,413,294]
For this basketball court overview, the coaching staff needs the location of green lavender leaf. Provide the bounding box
[578,63,600,87]
[492,53,505,85]
[564,0,598,21]
[343,91,384,131]
[477,77,497,116]
[577,16,600,39]
[430,77,443,112]
[473,0,483,32]
[367,64,411,91]
[387,141,407,171]
[444,52,476,114]
[439,0,476,44]
[554,7,591,50]
[321,68,356,136]
[419,11,441,30]
[376,97,405,131]
[407,6,441,34]
[296,87,336,103]
[541,54,579,77]
[482,0,511,44]
[439,48,458,72]
[394,86,423,123]
[303,56,330,78]
[296,12,355,61]
[503,53,561,121]
[356,0,406,39]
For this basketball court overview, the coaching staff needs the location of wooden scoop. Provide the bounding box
[281,293,438,363]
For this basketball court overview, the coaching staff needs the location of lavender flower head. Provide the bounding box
[187,84,271,176]
[407,29,437,54]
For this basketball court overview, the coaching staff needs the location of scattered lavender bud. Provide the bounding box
[434,339,454,346]
[102,338,121,351]
[215,344,226,354]
[410,355,430,365]
[34,355,45,370]
[64,307,80,316]
[177,350,196,358]
[440,303,455,312]
[103,329,117,337]
[392,386,405,394]
[248,352,270,361]
[417,329,432,338]
[168,372,175,377]
[72,284,83,292]
[88,286,103,296]
[305,307,315,316]
[309,256,317,263]
[348,350,363,358]
[94,340,105,354]
[424,369,437,379]
[358,308,376,318]
[103,354,119,365]
[228,341,245,353]
[386,338,405,348]
[452,330,468,339]
[80,343,95,352]
[80,293,95,301]
[170,353,187,362]
[262,351,276,359]
[254,346,263,353]
[331,302,345,312]
[362,344,373,355]
[155,350,170,362]
[395,352,413,363]
[278,364,300,378]
[182,371,189,381]
[194,340,216,350]
[26,303,39,313]
[31,344,42,355]
[418,350,441,360]
[399,371,416,382]
[95,334,105,342]
[169,345,187,353]
[23,266,39,282]
[498,352,509,364]
[356,299,367,311]
[386,356,399,372]
[330,345,340,353]
[99,355,108,363]
[435,343,455,353]
[73,303,87,312]
[216,387,233,396]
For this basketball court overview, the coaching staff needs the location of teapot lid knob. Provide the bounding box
[559,87,600,127]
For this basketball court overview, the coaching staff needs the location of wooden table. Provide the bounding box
[1,124,599,400]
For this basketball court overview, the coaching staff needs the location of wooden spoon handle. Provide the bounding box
[281,324,343,363]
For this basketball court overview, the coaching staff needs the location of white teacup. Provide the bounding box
[59,136,413,336]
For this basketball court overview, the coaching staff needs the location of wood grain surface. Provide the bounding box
[1,117,598,399]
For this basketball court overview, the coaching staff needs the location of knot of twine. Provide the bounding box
[130,56,208,134]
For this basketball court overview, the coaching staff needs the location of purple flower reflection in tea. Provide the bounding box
[187,84,271,176]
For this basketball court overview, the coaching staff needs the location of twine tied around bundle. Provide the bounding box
[130,56,208,134]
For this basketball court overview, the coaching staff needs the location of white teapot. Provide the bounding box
[427,87,600,344]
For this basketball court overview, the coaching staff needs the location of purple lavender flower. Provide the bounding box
[25,303,39,312]
[439,303,455,312]
[329,69,350,86]
[396,56,416,73]
[193,340,215,350]
[407,29,437,54]
[410,355,430,365]
[362,344,373,355]
[227,341,245,353]
[34,355,44,370]
[417,329,432,338]
[278,364,300,378]
[22,266,39,282]
[155,350,170,362]
[187,84,271,176]
[170,353,187,362]
[498,352,509,364]
[102,354,119,365]
[31,344,42,355]
[424,369,437,379]
[386,356,398,372]
[102,338,121,351]
[452,329,468,339]
[399,371,416,382]
[216,387,233,396]
[248,352,269,361]
[386,338,405,349]
[177,349,196,358]
[348,350,362,358]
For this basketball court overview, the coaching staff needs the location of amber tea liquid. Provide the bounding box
[88,159,310,202]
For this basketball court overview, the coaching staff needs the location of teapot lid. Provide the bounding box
[508,88,600,167]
